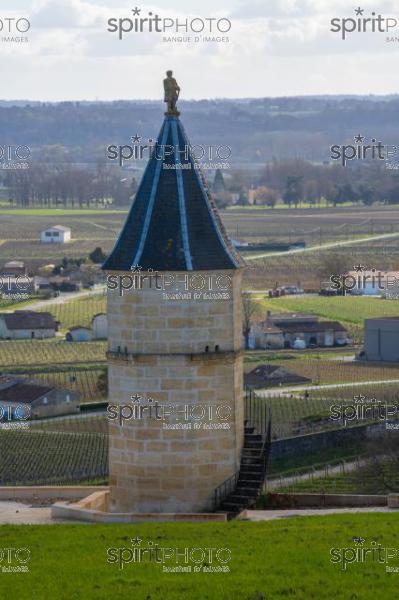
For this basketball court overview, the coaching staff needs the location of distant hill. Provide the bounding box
[1,95,399,166]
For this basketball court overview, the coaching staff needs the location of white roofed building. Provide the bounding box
[40,225,71,244]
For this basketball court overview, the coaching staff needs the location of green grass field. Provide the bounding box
[0,515,398,599]
[258,295,399,343]
[261,296,399,326]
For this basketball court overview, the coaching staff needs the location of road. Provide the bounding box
[257,378,399,398]
[7,287,105,312]
[244,231,399,261]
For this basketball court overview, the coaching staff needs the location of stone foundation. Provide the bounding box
[52,490,227,522]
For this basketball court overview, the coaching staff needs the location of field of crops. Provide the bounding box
[32,369,106,403]
[0,339,106,367]
[244,241,399,290]
[0,212,123,270]
[0,430,108,485]
[258,397,372,440]
[31,415,108,434]
[38,293,106,331]
[261,383,399,439]
[276,454,399,495]
[246,351,399,385]
[308,382,399,403]
[269,357,399,384]
[223,205,399,244]
[0,296,36,310]
[0,212,123,241]
[260,394,335,439]
[0,239,116,262]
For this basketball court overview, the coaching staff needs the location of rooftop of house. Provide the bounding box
[4,261,25,269]
[244,364,312,387]
[45,225,71,232]
[92,313,106,320]
[0,377,54,404]
[0,375,18,389]
[0,310,57,330]
[257,324,283,334]
[365,316,399,321]
[275,320,347,334]
[102,115,241,272]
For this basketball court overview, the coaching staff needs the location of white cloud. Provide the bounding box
[0,0,398,99]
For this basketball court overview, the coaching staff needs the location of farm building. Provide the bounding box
[40,225,71,243]
[244,364,312,388]
[66,326,93,342]
[0,310,57,339]
[250,311,348,349]
[363,317,399,362]
[34,276,51,291]
[1,261,26,275]
[92,313,107,339]
[0,375,79,419]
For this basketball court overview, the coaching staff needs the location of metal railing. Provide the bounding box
[213,471,239,510]
[244,385,270,436]
[213,389,272,511]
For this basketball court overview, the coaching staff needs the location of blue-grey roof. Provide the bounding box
[102,116,241,271]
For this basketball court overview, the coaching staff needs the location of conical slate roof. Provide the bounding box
[102,116,241,272]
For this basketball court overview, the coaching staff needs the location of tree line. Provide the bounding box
[1,162,137,208]
[246,159,399,207]
[3,156,399,209]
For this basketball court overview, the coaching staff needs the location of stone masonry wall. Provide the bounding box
[106,269,243,513]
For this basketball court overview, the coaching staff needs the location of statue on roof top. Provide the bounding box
[163,70,180,116]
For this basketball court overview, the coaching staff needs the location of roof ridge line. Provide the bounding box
[132,119,171,267]
[171,119,193,270]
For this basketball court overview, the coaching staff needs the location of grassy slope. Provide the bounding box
[0,516,397,599]
[261,296,399,326]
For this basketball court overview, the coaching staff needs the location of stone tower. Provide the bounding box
[103,102,244,513]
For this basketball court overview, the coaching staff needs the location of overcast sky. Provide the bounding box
[1,0,399,100]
